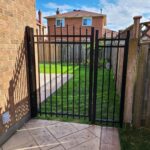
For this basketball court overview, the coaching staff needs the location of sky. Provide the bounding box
[36,0,150,31]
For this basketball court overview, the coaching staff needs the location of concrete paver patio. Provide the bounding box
[1,119,120,150]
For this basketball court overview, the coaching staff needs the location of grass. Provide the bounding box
[40,63,77,74]
[120,127,150,150]
[38,63,120,124]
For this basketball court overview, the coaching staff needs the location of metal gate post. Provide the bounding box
[92,30,99,123]
[120,31,130,127]
[89,27,95,121]
[26,26,38,118]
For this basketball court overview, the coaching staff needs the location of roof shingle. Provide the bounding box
[45,10,106,19]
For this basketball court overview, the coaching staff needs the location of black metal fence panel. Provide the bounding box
[29,26,130,127]
[34,26,94,120]
[93,30,130,127]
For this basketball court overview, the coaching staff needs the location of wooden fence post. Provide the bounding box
[145,44,150,127]
[133,44,148,127]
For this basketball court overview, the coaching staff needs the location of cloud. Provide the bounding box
[101,0,150,30]
[44,2,101,14]
[41,1,150,31]
[80,6,100,13]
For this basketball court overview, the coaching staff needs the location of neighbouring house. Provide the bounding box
[104,28,118,38]
[39,9,106,63]
[0,0,36,145]
[45,9,106,37]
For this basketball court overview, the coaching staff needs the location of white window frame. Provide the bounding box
[82,17,92,26]
[56,18,65,27]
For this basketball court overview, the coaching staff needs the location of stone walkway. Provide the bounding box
[40,74,73,102]
[1,119,120,150]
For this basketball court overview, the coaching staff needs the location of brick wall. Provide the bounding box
[0,0,36,135]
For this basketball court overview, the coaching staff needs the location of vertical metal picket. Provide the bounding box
[106,32,113,125]
[36,29,41,116]
[60,24,64,117]
[54,25,58,117]
[48,26,53,116]
[84,29,88,119]
[66,25,69,118]
[89,27,95,121]
[42,27,47,116]
[92,30,99,123]
[112,31,120,126]
[72,26,75,118]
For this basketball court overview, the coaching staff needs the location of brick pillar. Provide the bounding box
[38,10,42,35]
[38,10,42,24]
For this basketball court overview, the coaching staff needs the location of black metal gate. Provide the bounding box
[92,30,130,127]
[26,26,129,127]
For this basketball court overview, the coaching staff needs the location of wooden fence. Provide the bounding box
[38,43,90,64]
[133,42,150,127]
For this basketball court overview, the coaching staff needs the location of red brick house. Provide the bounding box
[45,9,106,37]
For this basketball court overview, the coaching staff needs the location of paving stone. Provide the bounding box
[58,129,96,149]
[24,119,59,130]
[50,145,65,150]
[71,122,91,131]
[101,143,120,150]
[29,128,59,150]
[69,137,100,150]
[88,125,101,138]
[2,120,121,150]
[47,122,78,139]
[101,127,120,146]
[2,130,38,150]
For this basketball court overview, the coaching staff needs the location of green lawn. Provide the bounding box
[40,63,78,74]
[120,127,150,150]
[38,63,120,124]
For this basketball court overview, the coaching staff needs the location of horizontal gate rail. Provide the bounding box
[99,45,126,48]
[34,35,91,38]
[39,112,88,118]
[34,41,91,44]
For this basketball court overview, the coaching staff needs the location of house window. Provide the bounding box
[82,17,92,26]
[56,18,65,27]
